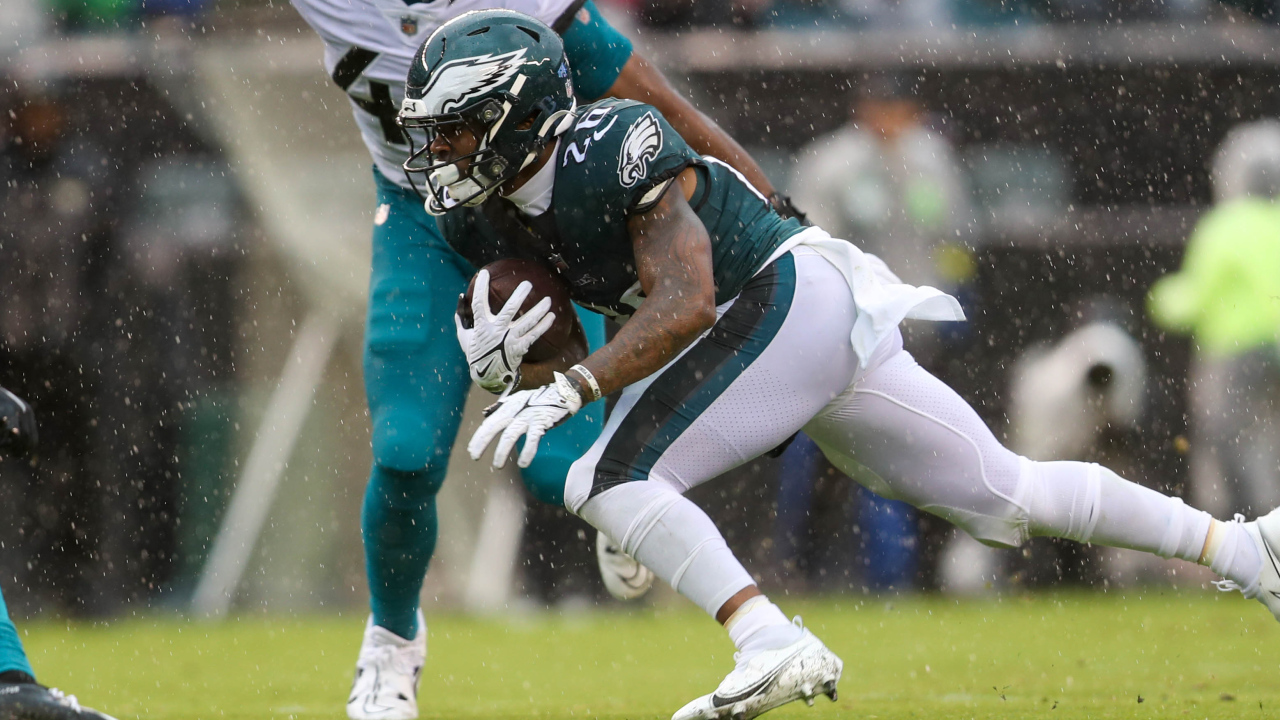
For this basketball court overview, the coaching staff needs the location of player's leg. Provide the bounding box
[0,584,34,683]
[0,448,115,719]
[351,170,472,720]
[567,250,854,719]
[803,331,1271,612]
[516,305,606,507]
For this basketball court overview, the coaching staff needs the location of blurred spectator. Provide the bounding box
[43,0,209,34]
[639,0,766,28]
[790,72,970,297]
[771,435,916,593]
[758,0,950,27]
[1149,120,1280,518]
[771,74,970,595]
[1215,0,1278,21]
[0,88,125,616]
[0,82,241,618]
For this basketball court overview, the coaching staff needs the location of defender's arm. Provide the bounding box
[604,55,776,198]
[572,168,716,398]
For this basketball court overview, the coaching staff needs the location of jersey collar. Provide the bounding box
[503,139,559,217]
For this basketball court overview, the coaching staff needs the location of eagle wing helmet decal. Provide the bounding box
[422,48,528,115]
[618,112,663,188]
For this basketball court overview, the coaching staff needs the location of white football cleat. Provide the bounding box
[1217,509,1280,620]
[597,530,655,601]
[347,612,426,720]
[672,621,842,720]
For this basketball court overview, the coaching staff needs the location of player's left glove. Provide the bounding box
[456,269,556,395]
[468,372,582,469]
[0,387,37,458]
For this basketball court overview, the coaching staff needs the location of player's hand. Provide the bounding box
[0,387,37,458]
[456,269,556,394]
[468,373,582,469]
[769,192,809,226]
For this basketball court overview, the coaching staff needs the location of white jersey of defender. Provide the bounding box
[291,0,579,191]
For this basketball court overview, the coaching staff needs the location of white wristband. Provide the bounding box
[568,364,602,402]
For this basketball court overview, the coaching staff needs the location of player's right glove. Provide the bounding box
[0,387,37,458]
[468,373,581,469]
[455,269,556,395]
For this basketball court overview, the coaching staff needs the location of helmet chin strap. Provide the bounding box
[519,100,578,171]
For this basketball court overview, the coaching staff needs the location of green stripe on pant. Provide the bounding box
[588,252,797,500]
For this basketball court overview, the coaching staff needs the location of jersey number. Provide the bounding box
[562,106,617,166]
[332,46,405,146]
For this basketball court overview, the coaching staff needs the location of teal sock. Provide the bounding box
[0,584,34,679]
[362,465,440,640]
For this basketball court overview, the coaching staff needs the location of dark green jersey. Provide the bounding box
[440,98,804,317]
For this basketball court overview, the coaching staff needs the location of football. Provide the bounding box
[458,258,588,364]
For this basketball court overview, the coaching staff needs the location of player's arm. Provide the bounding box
[517,325,589,390]
[572,168,716,398]
[603,55,776,198]
[558,1,777,199]
[467,170,712,469]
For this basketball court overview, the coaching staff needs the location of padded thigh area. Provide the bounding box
[804,341,1028,547]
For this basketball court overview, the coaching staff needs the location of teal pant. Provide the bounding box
[362,168,604,638]
[0,585,33,679]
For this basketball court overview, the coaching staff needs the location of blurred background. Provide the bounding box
[1,0,1279,622]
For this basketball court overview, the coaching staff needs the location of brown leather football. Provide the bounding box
[458,258,587,363]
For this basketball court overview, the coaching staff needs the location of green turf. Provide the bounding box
[16,591,1279,719]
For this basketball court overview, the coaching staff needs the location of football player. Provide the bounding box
[405,12,1280,720]
[287,0,797,717]
[0,387,117,720]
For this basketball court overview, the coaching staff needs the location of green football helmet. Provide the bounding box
[399,9,577,214]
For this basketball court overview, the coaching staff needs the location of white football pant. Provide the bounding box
[571,247,1212,617]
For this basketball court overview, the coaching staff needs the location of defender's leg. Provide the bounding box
[0,584,33,682]
[362,169,473,640]
[0,560,118,718]
[351,170,472,720]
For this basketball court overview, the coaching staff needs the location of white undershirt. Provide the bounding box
[503,140,560,217]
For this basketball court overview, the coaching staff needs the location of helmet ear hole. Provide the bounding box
[516,111,539,131]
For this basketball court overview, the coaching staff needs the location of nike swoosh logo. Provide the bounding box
[711,645,805,708]
[592,116,617,141]
[356,669,398,716]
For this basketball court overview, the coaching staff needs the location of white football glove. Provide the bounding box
[455,269,556,395]
[468,372,582,469]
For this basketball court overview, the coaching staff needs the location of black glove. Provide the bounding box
[768,192,810,226]
[0,387,37,458]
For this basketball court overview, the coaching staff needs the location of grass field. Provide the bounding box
[17,591,1279,719]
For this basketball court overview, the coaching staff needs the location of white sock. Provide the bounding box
[1027,462,1212,562]
[724,596,802,655]
[1201,519,1263,590]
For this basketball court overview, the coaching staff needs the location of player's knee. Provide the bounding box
[564,456,599,513]
[371,410,450,494]
[1022,460,1106,545]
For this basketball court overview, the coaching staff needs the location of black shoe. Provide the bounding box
[0,681,118,720]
